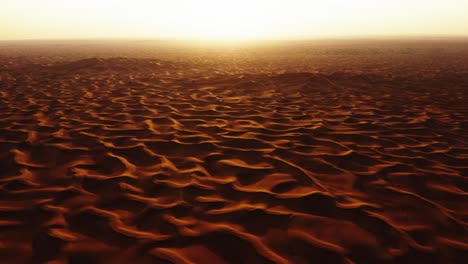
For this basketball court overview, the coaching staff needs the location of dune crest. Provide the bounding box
[0,51,467,263]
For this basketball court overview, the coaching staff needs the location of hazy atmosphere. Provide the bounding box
[1,1,467,263]
[2,0,468,40]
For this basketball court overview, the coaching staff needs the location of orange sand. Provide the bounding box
[0,41,467,263]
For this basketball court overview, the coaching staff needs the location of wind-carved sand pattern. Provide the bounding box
[0,56,467,263]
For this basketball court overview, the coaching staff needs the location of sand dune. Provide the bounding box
[0,49,467,263]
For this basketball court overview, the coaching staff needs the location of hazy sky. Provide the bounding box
[1,0,468,41]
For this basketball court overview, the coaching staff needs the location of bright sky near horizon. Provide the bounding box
[1,0,468,41]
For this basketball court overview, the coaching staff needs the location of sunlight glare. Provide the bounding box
[1,0,467,41]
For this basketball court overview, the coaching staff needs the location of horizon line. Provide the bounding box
[2,34,468,43]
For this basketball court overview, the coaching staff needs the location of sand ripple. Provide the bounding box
[0,58,467,263]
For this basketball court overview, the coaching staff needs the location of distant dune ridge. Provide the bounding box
[0,41,467,263]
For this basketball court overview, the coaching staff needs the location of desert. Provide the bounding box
[0,39,467,263]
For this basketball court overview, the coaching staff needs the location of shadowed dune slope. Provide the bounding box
[0,56,467,263]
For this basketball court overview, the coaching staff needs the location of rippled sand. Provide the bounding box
[0,42,467,263]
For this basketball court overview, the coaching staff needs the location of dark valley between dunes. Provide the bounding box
[0,40,467,263]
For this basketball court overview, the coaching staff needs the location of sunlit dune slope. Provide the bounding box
[0,47,467,263]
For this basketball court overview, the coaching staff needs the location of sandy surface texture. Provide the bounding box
[0,41,467,263]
